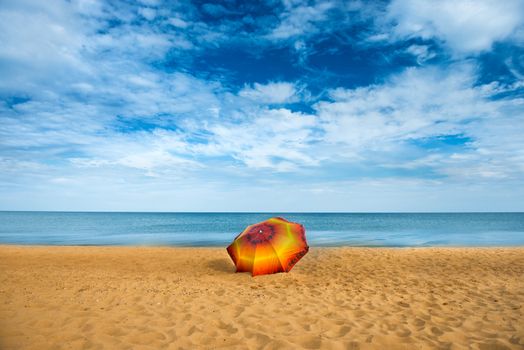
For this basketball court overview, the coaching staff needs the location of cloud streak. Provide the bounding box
[383,0,524,54]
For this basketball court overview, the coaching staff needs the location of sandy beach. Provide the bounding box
[1,246,523,349]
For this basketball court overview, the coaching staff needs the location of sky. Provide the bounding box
[1,0,524,212]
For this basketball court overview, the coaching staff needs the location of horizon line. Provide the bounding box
[1,210,523,214]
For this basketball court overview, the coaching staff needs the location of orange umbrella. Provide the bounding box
[226,217,309,276]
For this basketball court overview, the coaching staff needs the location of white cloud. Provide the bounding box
[315,63,524,180]
[168,16,189,29]
[317,64,481,147]
[199,108,318,171]
[70,129,199,175]
[238,82,298,104]
[385,0,524,54]
[405,44,436,64]
[138,7,156,20]
[267,1,335,40]
[0,1,92,95]
[0,0,223,181]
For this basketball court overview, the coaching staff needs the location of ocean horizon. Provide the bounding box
[1,211,523,247]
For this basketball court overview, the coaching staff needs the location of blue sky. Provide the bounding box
[1,0,524,211]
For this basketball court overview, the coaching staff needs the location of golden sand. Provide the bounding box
[1,245,523,349]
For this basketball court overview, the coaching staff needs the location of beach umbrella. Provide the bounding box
[227,217,309,276]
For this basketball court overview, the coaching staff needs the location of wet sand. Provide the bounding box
[1,245,523,349]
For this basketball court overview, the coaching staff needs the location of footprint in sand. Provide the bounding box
[431,326,444,336]
[413,318,426,328]
[325,325,352,338]
[186,325,200,336]
[509,335,521,346]
[81,323,94,332]
[396,328,412,337]
[233,305,245,317]
[297,335,322,349]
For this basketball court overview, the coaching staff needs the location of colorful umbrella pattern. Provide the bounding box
[227,217,309,276]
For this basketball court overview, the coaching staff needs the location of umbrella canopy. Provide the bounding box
[227,217,309,276]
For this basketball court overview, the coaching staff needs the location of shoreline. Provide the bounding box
[1,245,523,349]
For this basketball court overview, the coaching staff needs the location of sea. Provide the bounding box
[0,212,523,247]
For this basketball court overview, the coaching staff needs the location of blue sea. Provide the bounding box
[0,212,523,247]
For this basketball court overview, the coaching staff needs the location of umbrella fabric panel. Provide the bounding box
[252,244,284,276]
[270,221,307,255]
[282,247,309,272]
[227,239,255,273]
